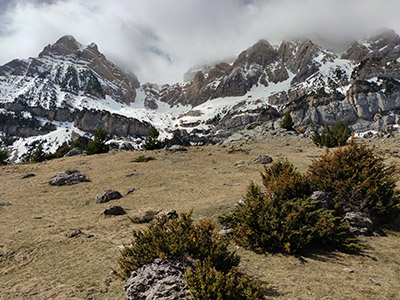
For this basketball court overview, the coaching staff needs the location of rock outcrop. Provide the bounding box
[125,258,192,300]
[49,169,88,186]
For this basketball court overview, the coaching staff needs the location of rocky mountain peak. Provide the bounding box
[342,30,400,62]
[0,35,140,108]
[39,35,82,58]
[234,39,278,68]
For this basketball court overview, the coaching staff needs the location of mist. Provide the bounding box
[0,0,399,84]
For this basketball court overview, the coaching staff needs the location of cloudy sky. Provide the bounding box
[0,0,399,84]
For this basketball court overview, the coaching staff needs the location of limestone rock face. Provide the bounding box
[125,258,192,300]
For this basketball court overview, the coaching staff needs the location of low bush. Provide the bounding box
[86,127,109,155]
[312,121,351,148]
[132,155,155,163]
[281,113,294,131]
[31,143,45,163]
[308,140,400,223]
[117,211,240,280]
[220,170,359,254]
[185,258,268,300]
[220,140,399,255]
[143,126,163,150]
[0,148,9,165]
[118,211,267,299]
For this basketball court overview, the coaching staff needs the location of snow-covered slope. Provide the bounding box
[1,31,400,160]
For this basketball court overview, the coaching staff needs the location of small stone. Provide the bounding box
[67,229,94,238]
[95,190,123,204]
[253,155,273,164]
[342,268,354,273]
[64,147,83,157]
[168,145,188,152]
[218,228,232,235]
[0,201,12,206]
[235,160,247,167]
[22,173,35,179]
[127,187,136,195]
[369,277,381,286]
[103,205,126,216]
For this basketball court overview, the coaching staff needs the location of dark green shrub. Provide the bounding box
[0,148,9,165]
[32,143,45,163]
[86,127,109,155]
[308,140,400,223]
[281,113,294,131]
[312,121,351,148]
[143,126,163,150]
[219,162,359,254]
[132,155,155,162]
[185,258,268,300]
[44,143,71,160]
[117,211,240,280]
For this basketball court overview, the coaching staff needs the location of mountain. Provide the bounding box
[1,30,400,160]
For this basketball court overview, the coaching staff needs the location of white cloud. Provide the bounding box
[0,0,399,84]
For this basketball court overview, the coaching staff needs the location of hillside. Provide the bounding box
[1,135,400,299]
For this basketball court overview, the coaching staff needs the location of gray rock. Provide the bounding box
[95,190,123,203]
[166,210,178,220]
[66,229,94,238]
[49,169,88,186]
[369,277,381,286]
[126,187,136,195]
[344,212,374,236]
[22,173,35,179]
[234,199,245,207]
[342,268,354,273]
[104,205,126,216]
[64,147,83,157]
[0,201,12,206]
[311,191,334,210]
[253,155,273,164]
[218,228,232,236]
[125,257,192,300]
[168,145,187,152]
[120,142,134,151]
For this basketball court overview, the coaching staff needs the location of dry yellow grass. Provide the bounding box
[0,135,399,299]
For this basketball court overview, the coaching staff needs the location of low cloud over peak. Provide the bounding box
[0,0,399,84]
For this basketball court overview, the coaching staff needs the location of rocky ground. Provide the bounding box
[1,135,400,299]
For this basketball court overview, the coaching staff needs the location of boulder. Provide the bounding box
[120,142,134,151]
[95,190,123,203]
[22,173,35,179]
[64,147,83,157]
[344,212,374,236]
[49,169,88,186]
[253,155,273,164]
[125,258,192,300]
[311,191,334,210]
[104,205,126,216]
[168,145,188,152]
